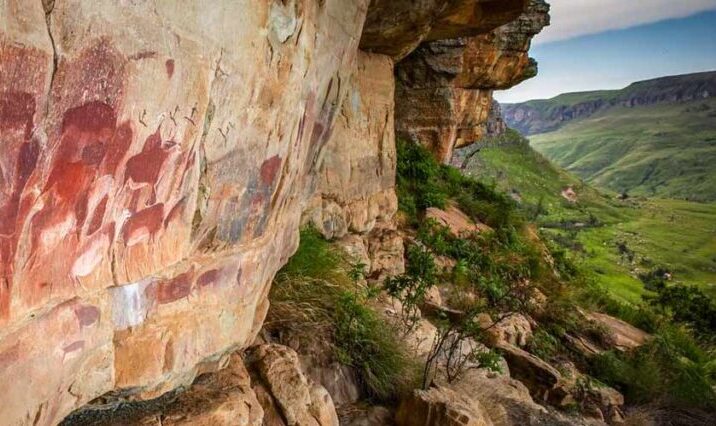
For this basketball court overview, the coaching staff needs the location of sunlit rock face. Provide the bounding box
[305,51,397,240]
[360,0,529,60]
[395,0,549,162]
[0,0,368,423]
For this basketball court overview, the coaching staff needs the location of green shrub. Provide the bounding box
[590,325,716,410]
[396,139,518,229]
[280,227,344,280]
[405,244,438,286]
[645,280,716,340]
[529,329,561,361]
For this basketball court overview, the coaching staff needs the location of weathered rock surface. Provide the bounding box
[452,0,550,89]
[361,0,529,60]
[61,344,346,426]
[395,0,549,162]
[450,370,588,426]
[396,386,494,426]
[339,405,395,426]
[61,352,264,425]
[0,0,369,423]
[497,343,562,401]
[586,312,650,351]
[425,204,491,237]
[482,313,534,348]
[248,344,339,426]
[366,226,406,279]
[305,51,397,240]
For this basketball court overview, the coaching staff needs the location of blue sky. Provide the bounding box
[496,4,716,103]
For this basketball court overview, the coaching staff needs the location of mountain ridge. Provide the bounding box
[502,70,716,135]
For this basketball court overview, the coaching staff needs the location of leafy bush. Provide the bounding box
[279,227,344,280]
[590,326,716,410]
[417,219,541,315]
[529,329,561,361]
[423,312,503,387]
[645,279,716,340]
[396,139,518,228]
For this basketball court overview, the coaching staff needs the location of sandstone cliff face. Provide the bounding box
[0,1,548,424]
[395,0,549,162]
[304,52,397,240]
[1,0,368,424]
[360,0,528,60]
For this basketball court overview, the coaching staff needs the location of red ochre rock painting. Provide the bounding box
[0,0,373,420]
[156,269,194,304]
[165,59,175,78]
[2,37,192,322]
[0,41,49,320]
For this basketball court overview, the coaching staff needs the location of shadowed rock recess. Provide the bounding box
[0,0,547,424]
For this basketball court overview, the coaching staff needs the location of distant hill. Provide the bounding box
[501,72,716,201]
[458,132,716,302]
[502,71,716,135]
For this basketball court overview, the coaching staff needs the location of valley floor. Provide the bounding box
[459,133,716,304]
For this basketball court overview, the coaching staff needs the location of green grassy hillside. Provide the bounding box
[529,97,716,201]
[461,133,716,303]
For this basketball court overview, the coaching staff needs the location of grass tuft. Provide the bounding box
[267,228,417,402]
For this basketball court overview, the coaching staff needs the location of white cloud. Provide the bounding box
[535,0,716,44]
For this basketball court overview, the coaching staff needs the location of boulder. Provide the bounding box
[367,226,406,279]
[249,344,339,426]
[483,314,534,348]
[396,386,494,426]
[450,369,589,426]
[62,353,265,426]
[497,343,562,401]
[585,312,650,351]
[335,234,372,274]
[551,360,625,424]
[425,205,491,237]
[425,286,443,307]
[300,359,362,407]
